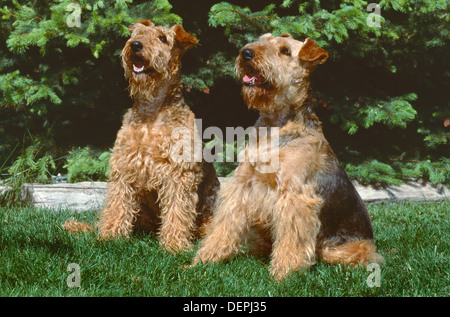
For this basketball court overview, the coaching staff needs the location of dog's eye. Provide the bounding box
[159,35,167,43]
[280,48,291,56]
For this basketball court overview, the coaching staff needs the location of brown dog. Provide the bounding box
[193,33,383,279]
[65,21,219,253]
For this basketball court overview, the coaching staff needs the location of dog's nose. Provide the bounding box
[131,41,143,53]
[241,49,254,62]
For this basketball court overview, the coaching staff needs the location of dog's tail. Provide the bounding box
[63,219,95,234]
[318,239,384,267]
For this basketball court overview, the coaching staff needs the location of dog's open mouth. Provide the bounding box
[240,64,268,87]
[242,70,272,89]
[243,73,264,86]
[131,57,155,74]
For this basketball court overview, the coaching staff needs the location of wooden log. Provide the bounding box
[21,182,107,212]
[352,182,449,204]
[19,179,448,212]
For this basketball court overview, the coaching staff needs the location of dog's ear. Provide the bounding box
[129,20,154,33]
[172,25,198,52]
[138,20,154,27]
[298,38,328,66]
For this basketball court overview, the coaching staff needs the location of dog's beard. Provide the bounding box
[123,57,173,102]
[128,74,169,102]
[241,78,306,114]
[241,85,276,112]
[237,64,277,112]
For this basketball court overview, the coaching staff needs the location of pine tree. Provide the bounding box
[0,0,182,183]
[206,0,449,186]
[0,0,448,187]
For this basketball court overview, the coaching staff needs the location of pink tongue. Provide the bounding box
[243,75,256,83]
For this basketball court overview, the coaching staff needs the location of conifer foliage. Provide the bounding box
[0,0,448,188]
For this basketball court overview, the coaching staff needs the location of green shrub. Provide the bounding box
[207,0,449,186]
[64,147,110,182]
[0,0,448,187]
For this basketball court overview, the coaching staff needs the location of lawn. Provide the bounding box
[0,201,448,297]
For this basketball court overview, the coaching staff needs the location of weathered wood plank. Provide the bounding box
[352,182,449,204]
[18,179,449,212]
[21,182,108,212]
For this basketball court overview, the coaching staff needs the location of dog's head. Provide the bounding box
[236,34,328,112]
[121,20,198,100]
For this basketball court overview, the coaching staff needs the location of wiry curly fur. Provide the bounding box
[193,34,383,279]
[64,20,219,253]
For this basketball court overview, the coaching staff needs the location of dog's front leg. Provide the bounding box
[157,173,200,253]
[270,188,322,280]
[99,179,141,239]
[192,178,250,265]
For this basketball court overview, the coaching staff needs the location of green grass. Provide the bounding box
[0,201,448,297]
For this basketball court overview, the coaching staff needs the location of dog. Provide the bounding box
[65,20,219,253]
[192,33,383,279]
